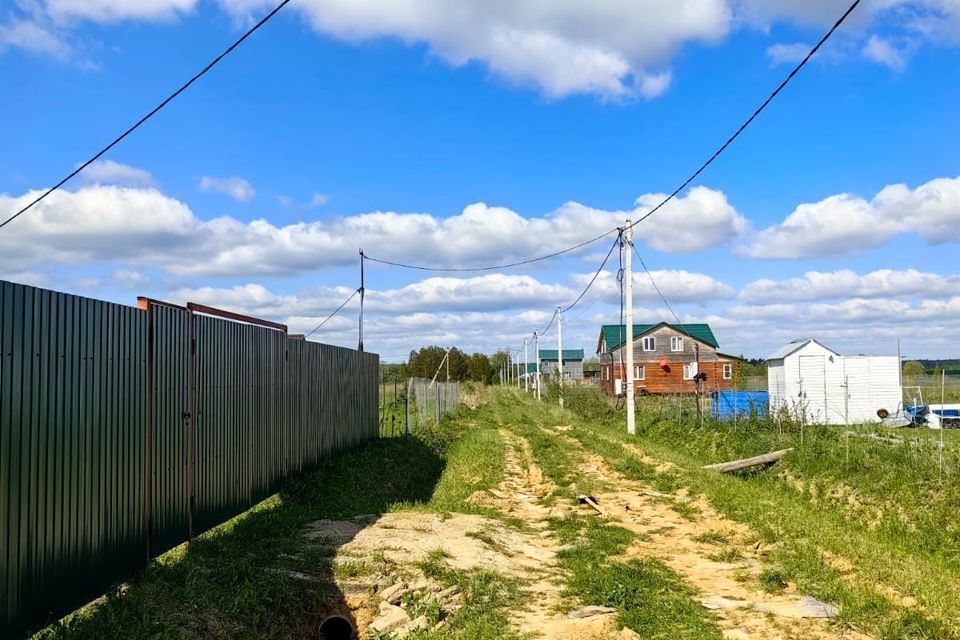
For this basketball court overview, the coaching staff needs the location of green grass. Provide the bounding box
[36,404,512,640]
[551,385,960,639]
[550,515,723,640]
[408,557,523,640]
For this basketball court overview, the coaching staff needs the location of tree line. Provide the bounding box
[380,346,514,384]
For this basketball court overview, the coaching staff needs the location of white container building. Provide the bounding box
[766,339,902,425]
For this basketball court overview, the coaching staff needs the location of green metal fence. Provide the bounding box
[0,281,379,637]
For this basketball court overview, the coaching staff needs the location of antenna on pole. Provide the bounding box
[358,249,365,352]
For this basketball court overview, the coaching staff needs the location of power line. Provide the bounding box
[303,288,360,339]
[363,227,619,273]
[366,0,859,270]
[561,232,621,314]
[626,0,861,233]
[632,243,683,327]
[537,308,559,336]
[0,0,295,232]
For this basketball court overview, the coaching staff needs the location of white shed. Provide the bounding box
[766,339,902,425]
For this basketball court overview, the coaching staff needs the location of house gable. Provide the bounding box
[598,322,720,354]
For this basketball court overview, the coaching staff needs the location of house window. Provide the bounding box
[635,365,645,380]
[723,364,732,380]
[604,366,610,381]
[642,336,656,351]
[683,362,698,380]
[671,336,683,352]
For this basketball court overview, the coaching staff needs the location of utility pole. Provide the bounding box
[557,305,564,407]
[524,338,529,392]
[358,249,365,351]
[624,223,636,435]
[534,331,541,401]
[516,348,521,388]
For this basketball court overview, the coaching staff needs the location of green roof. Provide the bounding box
[600,323,719,350]
[538,349,584,361]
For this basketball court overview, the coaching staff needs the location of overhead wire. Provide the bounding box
[362,227,619,273]
[632,243,683,327]
[0,0,295,231]
[625,0,861,233]
[561,231,621,314]
[303,287,360,339]
[359,0,859,273]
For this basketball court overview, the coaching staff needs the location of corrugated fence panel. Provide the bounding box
[150,305,190,557]
[193,316,289,537]
[1,280,379,636]
[1,281,147,637]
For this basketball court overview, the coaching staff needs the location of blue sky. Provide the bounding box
[2,0,959,360]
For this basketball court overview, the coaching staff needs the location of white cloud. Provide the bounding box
[0,184,746,276]
[740,176,960,259]
[306,193,330,208]
[0,271,50,287]
[79,160,154,186]
[43,0,198,23]
[863,34,907,69]
[217,0,732,99]
[631,186,748,252]
[740,268,960,304]
[198,176,256,202]
[112,269,149,288]
[766,41,812,65]
[0,18,71,59]
[573,269,735,305]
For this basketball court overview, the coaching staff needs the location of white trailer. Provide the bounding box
[766,339,902,425]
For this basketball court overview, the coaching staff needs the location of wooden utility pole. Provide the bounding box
[557,305,564,407]
[624,223,636,435]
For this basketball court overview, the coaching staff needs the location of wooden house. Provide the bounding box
[597,322,740,395]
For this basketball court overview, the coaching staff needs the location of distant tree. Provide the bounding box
[407,346,447,379]
[468,352,492,383]
[582,357,600,373]
[380,362,407,383]
[489,350,510,384]
[447,347,471,381]
[903,361,926,377]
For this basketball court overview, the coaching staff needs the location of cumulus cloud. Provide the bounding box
[0,18,71,59]
[79,160,155,187]
[863,34,907,69]
[740,269,960,304]
[164,280,572,353]
[766,41,812,65]
[198,176,256,202]
[43,0,198,23]
[0,184,746,276]
[217,0,732,99]
[306,193,330,208]
[740,176,960,259]
[572,269,735,305]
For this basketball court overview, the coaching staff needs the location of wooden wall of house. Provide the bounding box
[599,361,738,395]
